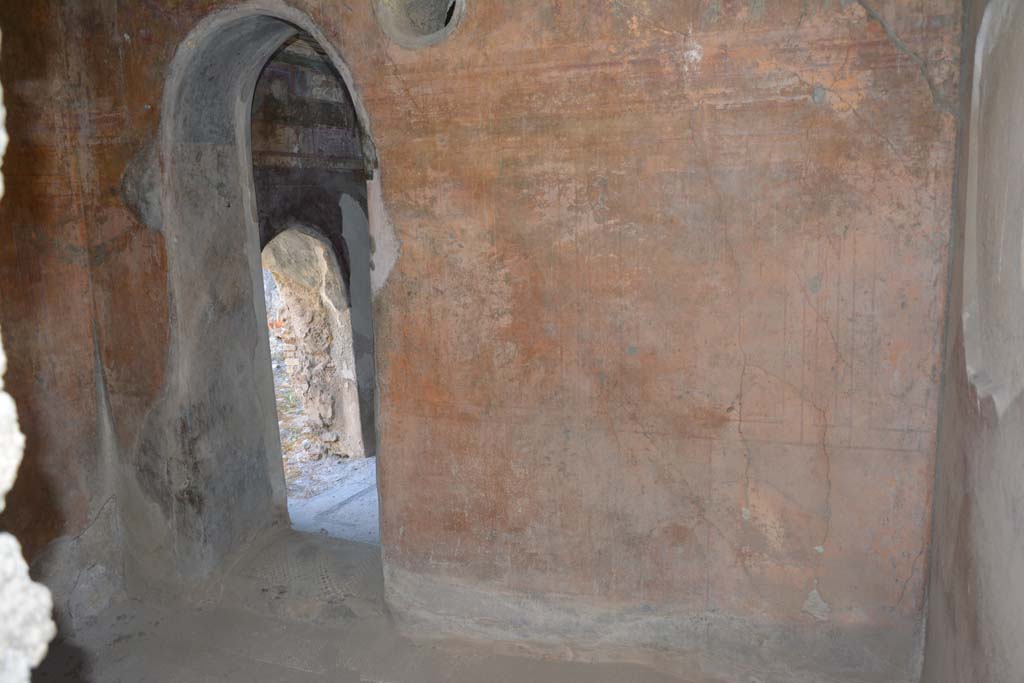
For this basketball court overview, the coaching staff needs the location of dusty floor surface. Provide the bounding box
[289,458,379,545]
[33,531,686,682]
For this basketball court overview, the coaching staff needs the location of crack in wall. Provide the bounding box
[853,0,957,117]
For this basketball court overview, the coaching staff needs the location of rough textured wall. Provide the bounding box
[0,1,960,679]
[0,4,102,563]
[922,0,1024,681]
[263,229,364,459]
[252,36,377,456]
[0,2,132,627]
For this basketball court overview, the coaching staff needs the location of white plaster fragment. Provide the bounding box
[366,176,399,294]
[0,49,6,201]
[682,29,703,70]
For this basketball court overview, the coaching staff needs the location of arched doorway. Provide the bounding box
[128,6,381,590]
[251,32,379,544]
[260,225,379,544]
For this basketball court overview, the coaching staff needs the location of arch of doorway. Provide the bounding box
[123,3,382,594]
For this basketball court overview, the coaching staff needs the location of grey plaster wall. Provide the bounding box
[340,196,377,459]
[127,4,383,595]
[923,0,1024,680]
[126,14,299,592]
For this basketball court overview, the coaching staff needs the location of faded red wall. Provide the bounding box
[0,0,960,657]
[368,0,960,633]
[0,2,169,561]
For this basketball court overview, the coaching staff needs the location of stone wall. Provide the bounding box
[263,229,364,460]
[0,2,962,679]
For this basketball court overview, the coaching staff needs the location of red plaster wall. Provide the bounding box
[0,0,960,646]
[0,2,169,559]
[366,0,960,629]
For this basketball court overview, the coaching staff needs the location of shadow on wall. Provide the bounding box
[0,0,80,568]
[340,194,376,459]
[0,3,130,648]
[0,26,62,679]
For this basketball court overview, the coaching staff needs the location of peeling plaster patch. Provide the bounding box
[367,175,398,294]
[683,33,703,69]
[68,563,120,628]
[802,587,832,621]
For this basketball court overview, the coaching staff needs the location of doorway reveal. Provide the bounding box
[252,33,379,544]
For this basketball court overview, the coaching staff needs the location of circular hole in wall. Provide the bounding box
[374,0,465,49]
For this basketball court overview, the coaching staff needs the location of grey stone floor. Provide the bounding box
[289,457,379,545]
[34,530,688,683]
